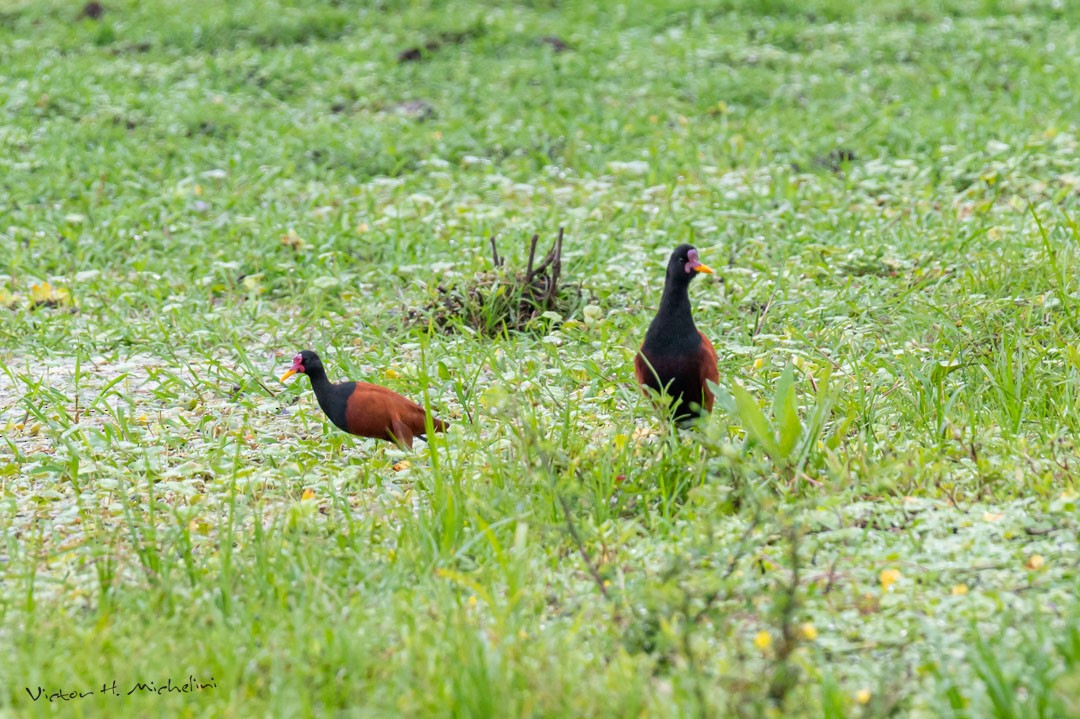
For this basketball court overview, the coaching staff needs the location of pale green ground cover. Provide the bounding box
[2,0,1080,716]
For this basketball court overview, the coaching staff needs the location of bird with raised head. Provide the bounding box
[280,350,447,449]
[634,244,719,421]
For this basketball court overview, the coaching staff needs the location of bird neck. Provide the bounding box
[306,368,351,432]
[306,367,333,398]
[645,280,699,349]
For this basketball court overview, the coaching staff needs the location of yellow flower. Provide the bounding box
[753,631,772,651]
[800,622,818,641]
[280,230,305,250]
[301,488,316,501]
[855,689,871,705]
[880,568,901,590]
[468,595,478,608]
[951,583,969,596]
[384,368,400,379]
[1026,554,1045,571]
[242,274,265,294]
[30,282,73,308]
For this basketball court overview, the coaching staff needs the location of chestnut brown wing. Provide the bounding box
[389,417,416,449]
[634,348,652,392]
[344,383,445,448]
[697,331,719,412]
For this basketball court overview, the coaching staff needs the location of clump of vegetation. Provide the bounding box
[408,228,584,335]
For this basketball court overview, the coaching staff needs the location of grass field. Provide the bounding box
[3,0,1080,716]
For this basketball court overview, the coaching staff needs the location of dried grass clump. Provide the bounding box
[408,228,582,336]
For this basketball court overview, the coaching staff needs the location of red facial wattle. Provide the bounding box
[685,249,715,274]
[280,354,306,382]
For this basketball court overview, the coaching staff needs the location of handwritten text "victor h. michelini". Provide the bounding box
[27,676,218,702]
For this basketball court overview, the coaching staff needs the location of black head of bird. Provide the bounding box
[665,243,714,284]
[280,350,324,382]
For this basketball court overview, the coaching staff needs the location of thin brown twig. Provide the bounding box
[531,247,554,277]
[820,557,841,594]
[250,375,277,398]
[752,284,779,338]
[679,592,711,717]
[558,494,610,600]
[548,226,564,305]
[1024,526,1061,536]
[525,233,539,279]
[489,235,502,267]
[767,521,802,703]
[691,514,762,624]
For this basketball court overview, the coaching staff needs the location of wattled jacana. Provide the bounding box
[280,350,447,449]
[634,244,719,421]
